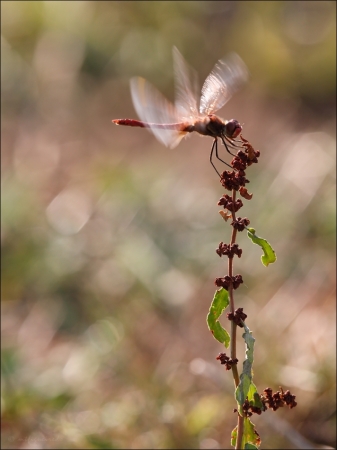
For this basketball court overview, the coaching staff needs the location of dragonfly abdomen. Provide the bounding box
[113,119,191,131]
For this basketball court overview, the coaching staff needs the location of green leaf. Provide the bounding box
[235,323,255,407]
[246,228,276,267]
[231,426,238,447]
[231,418,261,449]
[206,288,230,348]
[232,324,263,448]
[243,417,261,448]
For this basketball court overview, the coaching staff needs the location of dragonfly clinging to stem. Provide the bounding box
[113,47,249,176]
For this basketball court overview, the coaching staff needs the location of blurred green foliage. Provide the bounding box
[1,1,336,449]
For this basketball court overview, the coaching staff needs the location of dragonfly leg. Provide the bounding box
[216,139,234,168]
[221,136,237,157]
[210,138,233,177]
[210,139,221,177]
[224,136,244,149]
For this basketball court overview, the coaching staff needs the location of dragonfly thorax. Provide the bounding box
[194,115,242,140]
[193,115,226,138]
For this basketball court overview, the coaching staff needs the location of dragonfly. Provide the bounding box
[113,47,249,176]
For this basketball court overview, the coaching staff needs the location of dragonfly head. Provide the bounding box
[224,119,242,139]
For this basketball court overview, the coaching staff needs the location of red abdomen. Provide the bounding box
[113,119,149,128]
[112,119,191,131]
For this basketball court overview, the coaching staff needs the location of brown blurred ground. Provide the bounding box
[1,1,336,449]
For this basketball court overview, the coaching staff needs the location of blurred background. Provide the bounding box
[1,1,336,449]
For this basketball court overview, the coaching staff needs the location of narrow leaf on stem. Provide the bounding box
[246,228,276,266]
[235,323,256,411]
[207,288,230,348]
[231,418,261,449]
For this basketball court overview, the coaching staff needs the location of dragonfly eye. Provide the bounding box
[225,119,242,139]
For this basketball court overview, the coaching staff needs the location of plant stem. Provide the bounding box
[229,189,239,385]
[236,414,244,450]
[227,189,243,449]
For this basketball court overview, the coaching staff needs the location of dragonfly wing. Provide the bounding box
[130,77,187,149]
[199,53,249,115]
[172,46,200,121]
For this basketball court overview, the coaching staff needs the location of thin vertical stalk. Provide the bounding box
[228,189,239,385]
[227,189,243,448]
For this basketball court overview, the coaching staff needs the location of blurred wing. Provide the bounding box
[173,46,200,120]
[130,77,187,149]
[199,53,249,115]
